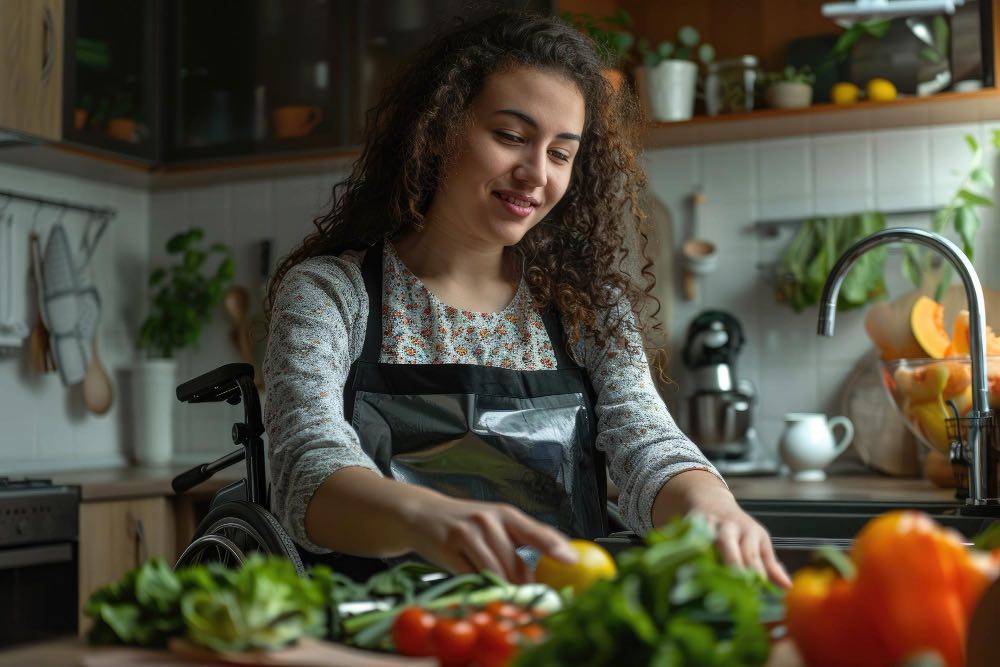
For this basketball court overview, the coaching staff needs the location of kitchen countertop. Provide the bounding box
[28,465,958,504]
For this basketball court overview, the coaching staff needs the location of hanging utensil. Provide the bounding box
[82,337,113,415]
[28,232,55,373]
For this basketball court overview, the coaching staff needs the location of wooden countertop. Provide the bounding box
[0,637,809,667]
[27,465,957,504]
[727,474,957,504]
[31,465,243,502]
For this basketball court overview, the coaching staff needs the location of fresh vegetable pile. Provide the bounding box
[786,511,1000,667]
[513,516,783,667]
[85,555,327,651]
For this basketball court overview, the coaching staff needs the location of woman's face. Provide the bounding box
[427,66,586,249]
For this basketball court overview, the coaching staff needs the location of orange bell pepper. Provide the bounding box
[785,565,892,667]
[852,511,990,667]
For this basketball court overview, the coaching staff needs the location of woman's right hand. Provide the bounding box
[402,495,579,584]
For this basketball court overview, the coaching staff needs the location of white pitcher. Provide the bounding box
[779,413,854,481]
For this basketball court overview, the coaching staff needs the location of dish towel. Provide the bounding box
[42,223,100,386]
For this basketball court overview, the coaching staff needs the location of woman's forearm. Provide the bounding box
[651,468,732,527]
[304,466,441,557]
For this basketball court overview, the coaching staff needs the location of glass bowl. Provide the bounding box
[879,355,1000,453]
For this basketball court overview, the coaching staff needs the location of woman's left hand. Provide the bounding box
[653,469,792,588]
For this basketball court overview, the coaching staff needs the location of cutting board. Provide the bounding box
[79,638,434,667]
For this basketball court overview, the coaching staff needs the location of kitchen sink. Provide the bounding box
[595,499,999,574]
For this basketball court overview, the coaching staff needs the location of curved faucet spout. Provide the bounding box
[816,227,994,504]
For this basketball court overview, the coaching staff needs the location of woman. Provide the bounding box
[264,9,790,587]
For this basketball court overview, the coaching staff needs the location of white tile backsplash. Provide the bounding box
[3,121,999,472]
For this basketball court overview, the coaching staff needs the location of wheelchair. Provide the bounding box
[171,363,305,573]
[171,363,634,575]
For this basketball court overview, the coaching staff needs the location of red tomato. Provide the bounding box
[472,621,518,667]
[431,617,479,666]
[484,601,520,620]
[517,623,546,643]
[392,607,437,657]
[468,610,494,629]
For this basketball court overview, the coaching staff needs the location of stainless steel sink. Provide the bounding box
[595,500,999,573]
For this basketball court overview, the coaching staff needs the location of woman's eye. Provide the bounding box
[495,131,524,144]
[549,150,571,163]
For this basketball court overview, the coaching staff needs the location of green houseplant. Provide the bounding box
[138,229,234,359]
[637,25,715,122]
[764,65,816,109]
[560,9,635,70]
[133,229,233,465]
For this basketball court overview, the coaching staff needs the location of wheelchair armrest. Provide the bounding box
[176,363,255,403]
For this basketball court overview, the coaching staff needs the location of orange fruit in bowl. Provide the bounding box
[534,539,616,595]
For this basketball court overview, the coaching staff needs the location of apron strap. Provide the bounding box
[359,242,385,364]
[541,309,576,370]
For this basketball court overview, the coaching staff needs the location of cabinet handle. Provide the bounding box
[133,517,148,566]
[41,5,54,83]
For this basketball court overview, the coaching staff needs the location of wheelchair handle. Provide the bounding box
[172,448,245,494]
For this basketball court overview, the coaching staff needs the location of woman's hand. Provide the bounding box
[402,494,579,584]
[652,469,792,588]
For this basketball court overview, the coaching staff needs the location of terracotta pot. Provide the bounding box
[601,68,625,92]
[107,118,136,142]
[273,105,323,138]
[73,108,87,130]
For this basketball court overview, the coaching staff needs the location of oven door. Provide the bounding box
[0,541,78,646]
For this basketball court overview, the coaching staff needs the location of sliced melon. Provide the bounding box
[908,396,951,452]
[896,362,949,404]
[911,296,950,359]
[950,310,1000,356]
[940,361,972,397]
[864,297,927,360]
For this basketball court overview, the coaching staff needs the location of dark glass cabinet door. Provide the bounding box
[63,0,159,160]
[62,0,553,166]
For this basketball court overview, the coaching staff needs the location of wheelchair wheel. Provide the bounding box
[175,501,305,574]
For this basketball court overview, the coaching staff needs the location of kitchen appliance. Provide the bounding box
[681,311,777,475]
[0,477,80,647]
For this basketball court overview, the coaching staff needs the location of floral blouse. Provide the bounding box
[263,242,722,553]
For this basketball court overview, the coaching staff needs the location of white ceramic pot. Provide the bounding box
[765,81,813,109]
[779,412,855,481]
[646,60,698,122]
[132,359,177,466]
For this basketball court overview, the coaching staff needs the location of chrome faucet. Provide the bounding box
[817,227,997,505]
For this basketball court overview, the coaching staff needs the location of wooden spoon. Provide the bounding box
[28,233,54,374]
[223,285,254,363]
[83,336,113,414]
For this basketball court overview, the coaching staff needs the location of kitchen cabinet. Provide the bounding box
[0,0,64,142]
[77,496,177,633]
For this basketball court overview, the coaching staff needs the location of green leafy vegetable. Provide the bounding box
[513,515,783,667]
[86,556,326,652]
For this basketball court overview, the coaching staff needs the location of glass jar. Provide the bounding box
[704,55,761,116]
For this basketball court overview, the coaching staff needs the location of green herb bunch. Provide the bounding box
[561,9,635,69]
[514,516,783,667]
[637,25,715,68]
[85,556,328,652]
[137,228,234,359]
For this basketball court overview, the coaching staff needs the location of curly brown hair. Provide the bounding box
[269,9,661,359]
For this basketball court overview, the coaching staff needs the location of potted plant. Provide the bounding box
[560,9,635,90]
[637,26,715,122]
[133,229,233,465]
[764,65,816,109]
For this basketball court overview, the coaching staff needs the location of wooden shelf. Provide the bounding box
[3,89,1000,188]
[644,88,1000,148]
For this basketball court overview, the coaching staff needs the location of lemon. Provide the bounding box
[830,82,860,105]
[534,539,617,594]
[866,78,897,102]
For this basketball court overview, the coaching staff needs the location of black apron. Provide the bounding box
[299,243,607,579]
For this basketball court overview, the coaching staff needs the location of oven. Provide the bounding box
[0,478,80,647]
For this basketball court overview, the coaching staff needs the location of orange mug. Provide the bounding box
[273,105,323,138]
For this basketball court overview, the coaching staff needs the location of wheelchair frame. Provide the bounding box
[171,363,304,572]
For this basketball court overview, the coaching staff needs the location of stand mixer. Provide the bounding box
[681,310,777,475]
